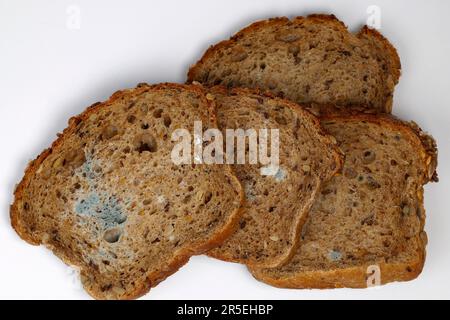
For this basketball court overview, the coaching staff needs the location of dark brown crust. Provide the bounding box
[198,84,344,268]
[249,112,437,288]
[10,83,245,300]
[357,26,402,85]
[357,26,402,113]
[315,107,438,182]
[187,14,401,113]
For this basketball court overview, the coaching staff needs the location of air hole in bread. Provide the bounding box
[204,191,213,204]
[134,134,157,153]
[151,237,160,244]
[163,115,172,127]
[103,228,122,243]
[366,176,381,189]
[153,109,163,118]
[362,150,376,164]
[123,146,131,153]
[275,116,287,125]
[182,195,191,204]
[127,115,136,124]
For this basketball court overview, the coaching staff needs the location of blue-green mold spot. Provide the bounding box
[75,192,127,229]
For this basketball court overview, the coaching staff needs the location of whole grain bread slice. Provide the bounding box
[187,14,400,113]
[10,83,244,299]
[249,113,438,288]
[205,86,343,268]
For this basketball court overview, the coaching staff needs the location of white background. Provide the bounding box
[0,0,449,300]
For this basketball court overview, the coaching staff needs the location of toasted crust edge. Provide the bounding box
[357,26,402,113]
[357,26,401,86]
[10,82,245,300]
[199,85,344,268]
[250,256,425,289]
[249,112,437,288]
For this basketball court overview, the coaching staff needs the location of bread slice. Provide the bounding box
[205,86,343,268]
[187,14,400,113]
[250,113,438,287]
[10,83,244,299]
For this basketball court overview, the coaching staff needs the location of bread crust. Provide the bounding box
[187,14,401,113]
[10,83,245,300]
[249,112,437,288]
[198,85,344,268]
[250,256,425,289]
[357,26,401,87]
[356,26,402,113]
